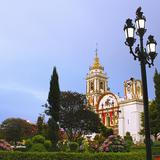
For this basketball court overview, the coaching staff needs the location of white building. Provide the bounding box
[86,51,144,143]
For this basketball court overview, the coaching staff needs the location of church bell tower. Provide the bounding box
[86,49,108,111]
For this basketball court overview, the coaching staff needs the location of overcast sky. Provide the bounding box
[0,0,160,123]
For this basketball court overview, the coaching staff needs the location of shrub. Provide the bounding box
[25,135,52,152]
[82,139,89,152]
[69,142,79,152]
[75,137,84,146]
[29,143,47,152]
[88,140,98,152]
[83,134,105,152]
[94,134,105,145]
[99,135,127,152]
[0,151,146,160]
[44,140,52,150]
[32,135,45,144]
[25,139,32,148]
[101,127,113,138]
[57,140,69,152]
[124,132,134,150]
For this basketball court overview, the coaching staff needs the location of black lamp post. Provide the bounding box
[124,7,158,160]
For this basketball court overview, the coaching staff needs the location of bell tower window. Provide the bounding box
[100,81,104,90]
[90,81,94,91]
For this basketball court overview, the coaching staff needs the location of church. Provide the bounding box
[86,50,144,143]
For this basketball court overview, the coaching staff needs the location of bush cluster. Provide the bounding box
[25,135,52,152]
[0,151,146,160]
[99,135,128,152]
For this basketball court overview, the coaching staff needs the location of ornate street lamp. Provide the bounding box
[124,7,158,160]
[124,19,136,47]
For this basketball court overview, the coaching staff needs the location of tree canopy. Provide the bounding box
[59,91,110,141]
[36,114,45,135]
[154,69,160,106]
[0,118,37,145]
[140,69,160,139]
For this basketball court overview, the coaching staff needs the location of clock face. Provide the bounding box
[99,93,118,110]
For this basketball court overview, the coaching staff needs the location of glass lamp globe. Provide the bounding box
[124,19,135,46]
[147,35,157,54]
[125,26,135,39]
[135,17,146,29]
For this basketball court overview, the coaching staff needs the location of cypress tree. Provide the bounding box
[45,67,60,148]
[47,67,60,122]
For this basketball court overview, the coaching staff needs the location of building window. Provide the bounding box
[90,82,94,90]
[100,81,103,90]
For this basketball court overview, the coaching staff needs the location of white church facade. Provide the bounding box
[86,51,144,143]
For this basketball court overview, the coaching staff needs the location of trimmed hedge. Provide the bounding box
[131,146,160,155]
[152,147,160,155]
[0,151,146,160]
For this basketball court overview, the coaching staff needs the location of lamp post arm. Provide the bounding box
[146,58,153,68]
[129,46,139,60]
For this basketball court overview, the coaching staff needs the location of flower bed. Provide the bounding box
[0,139,12,151]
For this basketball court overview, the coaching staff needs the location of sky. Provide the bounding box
[0,0,160,123]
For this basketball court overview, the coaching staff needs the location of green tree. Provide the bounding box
[140,69,160,139]
[36,114,45,135]
[150,69,160,139]
[100,125,113,138]
[150,101,160,139]
[60,91,85,112]
[139,113,145,136]
[0,118,36,145]
[124,132,133,149]
[60,91,108,141]
[154,69,160,106]
[45,67,60,147]
[140,101,160,140]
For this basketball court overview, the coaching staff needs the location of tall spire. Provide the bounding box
[90,44,104,70]
[95,43,98,57]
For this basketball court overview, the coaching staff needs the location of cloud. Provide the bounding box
[0,82,47,102]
